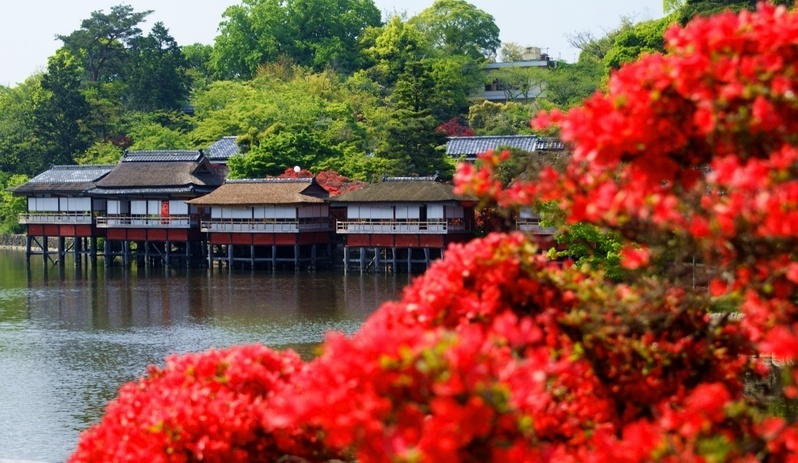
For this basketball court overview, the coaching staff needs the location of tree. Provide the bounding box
[0,77,42,175]
[74,140,123,165]
[489,66,548,102]
[228,124,344,178]
[375,108,452,178]
[212,0,381,79]
[676,0,793,24]
[211,0,286,80]
[603,17,670,71]
[285,0,382,72]
[57,4,152,83]
[565,17,634,63]
[376,59,456,177]
[181,43,215,91]
[467,100,535,135]
[664,0,685,13]
[542,60,602,109]
[189,67,373,174]
[0,173,28,234]
[409,0,500,60]
[33,50,93,168]
[435,117,475,137]
[499,42,526,62]
[359,16,431,88]
[125,111,193,151]
[125,22,191,111]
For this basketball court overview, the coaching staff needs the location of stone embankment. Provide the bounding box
[0,234,27,249]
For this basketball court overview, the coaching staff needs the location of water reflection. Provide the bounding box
[0,248,408,462]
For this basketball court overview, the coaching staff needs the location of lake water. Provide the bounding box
[0,248,409,462]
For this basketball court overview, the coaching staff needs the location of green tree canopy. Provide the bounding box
[375,108,452,178]
[212,0,382,79]
[489,65,548,102]
[498,42,526,62]
[0,173,28,234]
[603,17,670,72]
[0,77,41,175]
[541,61,602,109]
[228,124,344,178]
[57,4,152,83]
[467,100,535,135]
[33,50,93,169]
[409,0,500,60]
[359,16,431,87]
[125,22,191,111]
[676,0,793,24]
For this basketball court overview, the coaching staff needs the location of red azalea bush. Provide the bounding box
[70,3,798,462]
[69,345,340,463]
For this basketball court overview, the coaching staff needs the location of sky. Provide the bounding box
[0,0,664,86]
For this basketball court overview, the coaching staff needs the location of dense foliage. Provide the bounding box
[68,3,798,462]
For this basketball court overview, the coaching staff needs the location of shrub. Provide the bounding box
[70,3,798,461]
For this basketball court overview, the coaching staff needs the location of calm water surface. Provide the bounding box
[0,248,409,462]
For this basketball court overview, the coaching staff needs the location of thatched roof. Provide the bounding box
[91,150,224,196]
[187,178,328,206]
[11,165,114,195]
[330,177,468,203]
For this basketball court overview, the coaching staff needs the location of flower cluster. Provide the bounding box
[69,345,340,463]
[71,3,798,462]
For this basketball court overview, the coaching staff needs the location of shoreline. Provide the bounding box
[0,234,27,250]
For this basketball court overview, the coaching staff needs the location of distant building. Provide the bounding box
[446,135,564,162]
[187,177,333,270]
[90,150,225,266]
[207,136,240,165]
[480,47,555,102]
[331,176,475,272]
[12,164,114,264]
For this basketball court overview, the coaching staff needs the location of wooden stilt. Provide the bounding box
[42,236,49,265]
[311,244,317,270]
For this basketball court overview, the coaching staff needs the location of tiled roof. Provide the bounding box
[121,150,203,163]
[331,178,468,203]
[446,136,539,157]
[207,136,240,163]
[187,178,328,206]
[535,137,566,151]
[11,164,115,195]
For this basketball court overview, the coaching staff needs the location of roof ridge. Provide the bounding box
[226,178,313,184]
[49,164,116,169]
[448,135,538,140]
[383,176,439,182]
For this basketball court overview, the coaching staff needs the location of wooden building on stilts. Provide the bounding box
[331,176,476,273]
[12,164,115,266]
[187,177,332,270]
[89,150,224,268]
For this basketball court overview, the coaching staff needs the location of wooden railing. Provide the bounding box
[516,218,556,235]
[19,212,93,224]
[336,219,469,234]
[95,215,195,228]
[201,217,331,233]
